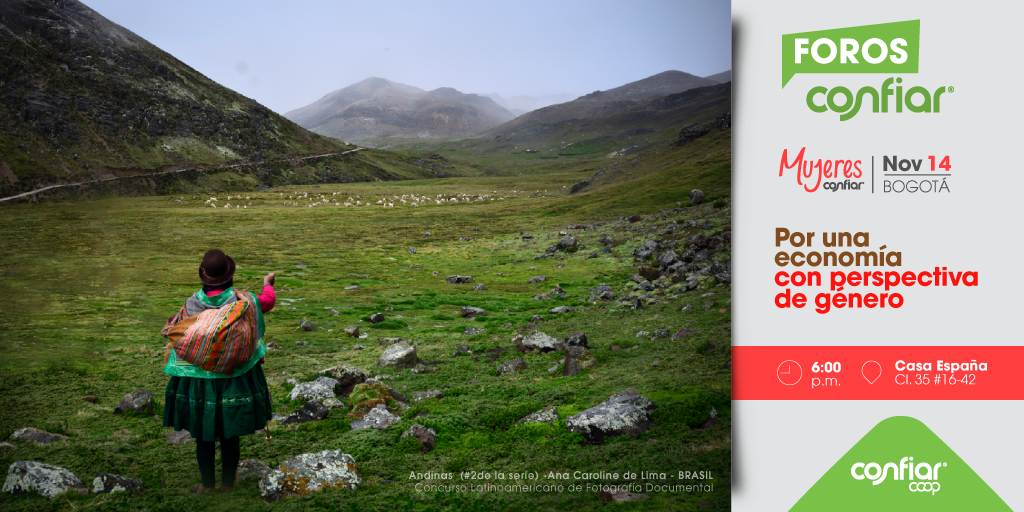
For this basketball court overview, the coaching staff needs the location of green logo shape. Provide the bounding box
[791,416,1010,511]
[782,20,920,88]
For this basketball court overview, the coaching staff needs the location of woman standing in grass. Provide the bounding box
[161,249,276,494]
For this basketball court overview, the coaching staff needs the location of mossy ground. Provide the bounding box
[0,137,731,511]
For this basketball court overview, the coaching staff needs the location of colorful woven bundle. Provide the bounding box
[173,294,258,375]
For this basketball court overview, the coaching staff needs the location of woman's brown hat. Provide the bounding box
[198,249,235,287]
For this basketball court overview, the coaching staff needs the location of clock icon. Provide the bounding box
[777,360,802,386]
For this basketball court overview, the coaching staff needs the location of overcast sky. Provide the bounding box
[82,0,731,115]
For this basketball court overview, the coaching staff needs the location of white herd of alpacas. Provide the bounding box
[172,190,525,210]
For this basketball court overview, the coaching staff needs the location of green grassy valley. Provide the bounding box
[0,128,732,511]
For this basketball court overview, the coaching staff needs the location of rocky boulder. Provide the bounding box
[564,332,588,347]
[563,346,598,376]
[472,284,487,291]
[401,424,437,453]
[632,240,659,260]
[290,380,336,402]
[114,389,154,415]
[91,472,143,495]
[689,189,705,205]
[497,357,527,376]
[259,450,361,502]
[565,389,657,443]
[557,236,578,251]
[549,306,575,314]
[460,306,486,318]
[368,313,385,324]
[527,275,546,284]
[3,462,85,499]
[515,405,559,426]
[237,459,272,482]
[548,285,567,297]
[378,343,417,369]
[166,429,194,444]
[280,400,330,425]
[319,365,366,394]
[300,318,316,331]
[343,326,360,337]
[349,404,400,430]
[521,330,563,352]
[444,275,474,284]
[9,428,67,445]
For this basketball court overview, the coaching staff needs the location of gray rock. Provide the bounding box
[587,251,598,258]
[521,330,563,352]
[343,326,360,337]
[651,329,671,339]
[564,332,588,348]
[290,380,335,402]
[461,306,486,318]
[330,309,340,316]
[408,247,416,254]
[632,240,659,260]
[280,400,330,425]
[497,357,527,376]
[531,314,544,323]
[237,459,272,482]
[533,293,552,301]
[353,344,365,350]
[464,327,486,336]
[412,390,442,402]
[527,275,546,284]
[91,472,143,495]
[557,236,578,251]
[549,306,575,314]
[565,390,656,443]
[3,461,85,499]
[515,405,558,426]
[423,232,431,237]
[368,313,385,324]
[286,378,298,385]
[602,246,612,253]
[472,284,487,291]
[548,285,567,297]
[113,389,154,415]
[319,365,367,394]
[166,429,194,444]
[300,318,316,331]
[401,424,437,453]
[689,189,705,205]
[444,275,474,284]
[563,346,598,376]
[627,214,642,223]
[9,428,67,445]
[259,450,361,502]
[378,343,417,369]
[349,404,400,430]
[322,398,345,409]
[295,340,309,346]
[345,285,360,290]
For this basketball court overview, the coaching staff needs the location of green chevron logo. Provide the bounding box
[791,416,1009,511]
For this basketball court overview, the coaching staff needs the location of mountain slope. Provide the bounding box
[704,70,732,83]
[434,80,730,158]
[0,0,348,197]
[285,78,516,142]
[485,71,718,133]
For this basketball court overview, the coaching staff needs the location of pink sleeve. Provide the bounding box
[258,285,275,313]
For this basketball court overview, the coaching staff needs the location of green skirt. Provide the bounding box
[163,363,273,442]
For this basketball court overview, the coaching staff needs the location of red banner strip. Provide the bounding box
[733,346,1024,400]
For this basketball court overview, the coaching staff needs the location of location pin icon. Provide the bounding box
[862,360,882,384]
